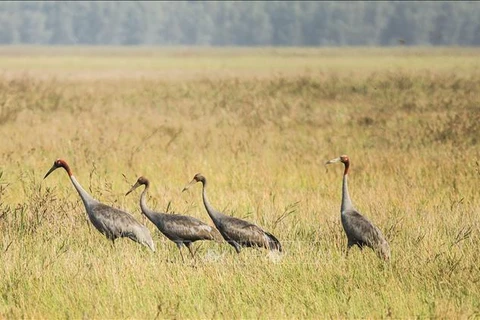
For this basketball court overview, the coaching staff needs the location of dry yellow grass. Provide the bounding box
[0,46,479,319]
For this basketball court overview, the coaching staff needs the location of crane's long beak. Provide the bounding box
[43,165,58,179]
[181,179,196,192]
[325,157,341,165]
[125,181,141,196]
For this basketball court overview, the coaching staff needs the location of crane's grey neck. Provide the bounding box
[139,184,163,223]
[200,178,223,222]
[69,175,98,209]
[341,173,354,213]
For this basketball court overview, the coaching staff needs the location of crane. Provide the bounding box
[325,155,390,261]
[125,176,222,262]
[43,159,155,252]
[182,173,282,254]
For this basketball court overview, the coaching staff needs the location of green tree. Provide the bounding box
[0,11,19,44]
[0,1,479,46]
[18,9,50,44]
[268,1,303,46]
[118,2,147,45]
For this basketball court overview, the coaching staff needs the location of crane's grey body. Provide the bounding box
[341,207,390,258]
[183,173,282,254]
[326,155,390,261]
[87,202,155,249]
[211,214,281,253]
[44,159,155,252]
[126,176,221,261]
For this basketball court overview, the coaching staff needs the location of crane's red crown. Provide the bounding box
[325,155,350,175]
[340,155,349,163]
[44,158,72,179]
[54,159,68,168]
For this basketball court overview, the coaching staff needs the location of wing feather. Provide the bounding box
[217,216,280,251]
[342,209,390,259]
[161,214,218,242]
[90,203,154,250]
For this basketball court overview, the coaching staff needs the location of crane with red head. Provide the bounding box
[44,159,155,252]
[326,155,390,261]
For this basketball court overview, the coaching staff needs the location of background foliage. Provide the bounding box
[0,1,479,46]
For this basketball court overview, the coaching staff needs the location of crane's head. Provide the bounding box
[44,159,72,179]
[325,155,350,174]
[325,155,349,165]
[125,176,149,196]
[182,173,205,192]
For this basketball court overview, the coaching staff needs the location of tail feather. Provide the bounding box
[377,240,390,261]
[145,238,156,252]
[265,231,282,252]
[210,227,224,243]
[135,225,156,252]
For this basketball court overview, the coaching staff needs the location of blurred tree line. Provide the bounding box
[0,1,479,46]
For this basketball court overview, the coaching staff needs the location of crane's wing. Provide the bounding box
[160,214,220,242]
[342,209,389,256]
[90,203,154,250]
[218,216,281,251]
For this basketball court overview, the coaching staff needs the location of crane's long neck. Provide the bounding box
[69,175,97,209]
[200,179,223,222]
[139,184,163,224]
[341,169,354,213]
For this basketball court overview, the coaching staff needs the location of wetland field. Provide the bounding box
[0,46,479,318]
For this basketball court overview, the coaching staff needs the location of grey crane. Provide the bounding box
[325,155,390,261]
[182,173,282,254]
[43,159,155,252]
[125,176,222,262]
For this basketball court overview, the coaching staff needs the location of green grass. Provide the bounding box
[0,46,479,319]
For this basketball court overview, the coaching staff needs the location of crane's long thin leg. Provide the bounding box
[176,244,185,263]
[346,243,353,258]
[185,243,200,268]
[231,241,242,254]
[229,241,247,266]
[185,243,196,260]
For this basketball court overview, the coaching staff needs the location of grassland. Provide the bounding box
[0,46,479,319]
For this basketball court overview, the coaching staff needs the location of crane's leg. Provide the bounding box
[346,242,354,257]
[231,241,242,254]
[229,241,248,266]
[176,243,185,263]
[185,243,200,268]
[185,243,196,261]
